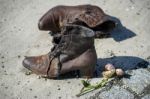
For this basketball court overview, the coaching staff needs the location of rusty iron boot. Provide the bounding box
[38,4,116,38]
[23,25,97,78]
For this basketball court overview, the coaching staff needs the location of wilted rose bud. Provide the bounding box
[105,63,115,71]
[116,69,124,77]
[102,69,115,78]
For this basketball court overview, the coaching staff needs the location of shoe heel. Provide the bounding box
[80,66,94,78]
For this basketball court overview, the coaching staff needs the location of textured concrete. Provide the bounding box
[0,0,150,99]
[122,69,150,94]
[98,86,134,99]
[142,95,150,99]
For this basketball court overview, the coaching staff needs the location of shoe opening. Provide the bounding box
[92,20,116,32]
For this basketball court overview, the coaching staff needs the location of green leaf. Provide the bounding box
[81,80,91,87]
[77,78,110,97]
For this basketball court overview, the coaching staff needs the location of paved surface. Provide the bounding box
[0,0,150,99]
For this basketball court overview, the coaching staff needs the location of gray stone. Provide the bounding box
[142,94,150,99]
[146,58,150,68]
[98,86,134,99]
[123,69,150,94]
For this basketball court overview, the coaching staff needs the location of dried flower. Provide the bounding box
[105,63,115,71]
[116,68,124,77]
[102,69,115,78]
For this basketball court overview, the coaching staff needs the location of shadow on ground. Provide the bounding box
[96,56,149,74]
[109,16,136,42]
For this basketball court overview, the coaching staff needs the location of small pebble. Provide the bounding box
[37,76,41,79]
[136,12,140,15]
[1,56,4,58]
[57,88,61,90]
[5,86,8,89]
[44,78,47,81]
[67,81,71,84]
[47,92,51,96]
[17,81,21,85]
[4,19,7,21]
[1,65,5,68]
[147,56,150,59]
[110,51,115,56]
[18,55,21,58]
[1,83,4,86]
[25,71,32,75]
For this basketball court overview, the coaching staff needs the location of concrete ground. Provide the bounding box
[0,0,150,99]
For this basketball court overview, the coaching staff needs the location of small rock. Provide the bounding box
[47,92,51,96]
[1,65,5,68]
[110,51,115,57]
[37,76,41,79]
[1,56,4,58]
[136,12,140,15]
[4,19,7,21]
[67,81,71,84]
[142,94,150,99]
[17,81,21,85]
[1,83,4,86]
[44,78,47,81]
[25,71,32,75]
[140,45,144,48]
[5,86,8,89]
[147,56,150,60]
[18,55,21,58]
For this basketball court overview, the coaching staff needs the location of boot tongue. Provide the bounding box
[79,26,95,37]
